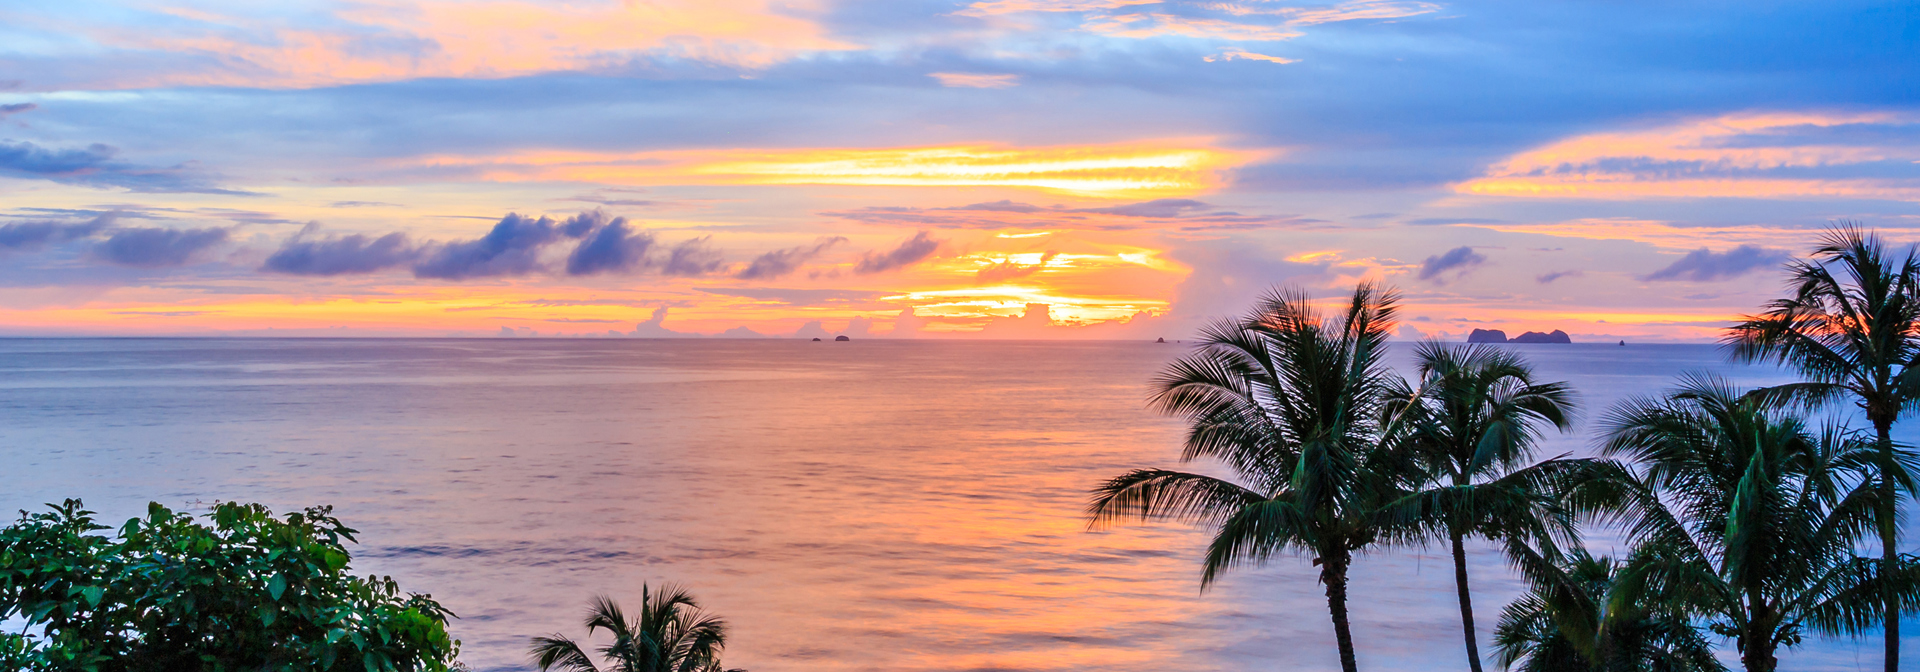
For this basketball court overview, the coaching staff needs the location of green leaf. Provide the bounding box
[79,586,104,608]
[269,574,287,601]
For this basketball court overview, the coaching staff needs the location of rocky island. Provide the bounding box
[1467,328,1572,344]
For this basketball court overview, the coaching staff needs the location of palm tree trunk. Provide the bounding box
[1742,638,1779,672]
[1878,420,1901,672]
[1322,547,1360,672]
[1742,594,1778,672]
[1449,529,1484,672]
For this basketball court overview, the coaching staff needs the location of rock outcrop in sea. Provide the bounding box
[1511,330,1573,344]
[1467,328,1573,344]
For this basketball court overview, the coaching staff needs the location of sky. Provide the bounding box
[0,0,1915,339]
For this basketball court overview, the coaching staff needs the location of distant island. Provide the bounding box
[1467,328,1573,344]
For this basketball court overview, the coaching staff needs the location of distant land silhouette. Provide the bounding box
[1467,328,1572,344]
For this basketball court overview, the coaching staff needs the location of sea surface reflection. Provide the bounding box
[0,339,1909,671]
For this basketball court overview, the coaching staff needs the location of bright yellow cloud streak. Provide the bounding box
[691,145,1242,196]
[422,142,1254,197]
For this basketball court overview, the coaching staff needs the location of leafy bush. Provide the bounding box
[0,499,460,671]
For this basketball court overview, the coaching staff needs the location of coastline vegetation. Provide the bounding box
[1091,223,1920,672]
[0,500,460,671]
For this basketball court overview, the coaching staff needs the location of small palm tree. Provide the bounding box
[1596,375,1908,672]
[1089,282,1416,672]
[1494,542,1722,672]
[530,585,741,672]
[1726,222,1920,672]
[1379,342,1579,672]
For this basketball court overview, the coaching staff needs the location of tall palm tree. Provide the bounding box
[1493,542,1723,672]
[530,585,741,672]
[1379,342,1579,672]
[1596,375,1906,672]
[1088,282,1416,672]
[1726,222,1920,671]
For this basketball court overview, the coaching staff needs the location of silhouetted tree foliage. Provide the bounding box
[0,499,460,671]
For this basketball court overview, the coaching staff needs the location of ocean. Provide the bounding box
[0,339,1910,671]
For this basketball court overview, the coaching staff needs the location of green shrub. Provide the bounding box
[0,499,460,671]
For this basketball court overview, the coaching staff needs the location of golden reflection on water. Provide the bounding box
[0,339,1884,671]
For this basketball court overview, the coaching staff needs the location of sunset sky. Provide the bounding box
[0,0,1913,339]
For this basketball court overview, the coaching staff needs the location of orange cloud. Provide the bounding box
[1455,111,1920,201]
[412,142,1258,197]
[71,0,855,89]
[1465,218,1832,250]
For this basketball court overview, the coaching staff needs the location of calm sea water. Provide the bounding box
[0,339,1911,671]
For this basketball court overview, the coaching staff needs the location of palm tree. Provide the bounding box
[1088,282,1416,672]
[1726,222,1920,671]
[1379,342,1579,672]
[1493,542,1722,672]
[530,585,741,672]
[1596,375,1906,672]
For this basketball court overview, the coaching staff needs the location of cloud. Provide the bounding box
[855,231,942,274]
[976,250,1059,283]
[558,188,659,208]
[414,213,569,280]
[698,287,887,306]
[1416,246,1487,283]
[20,0,857,90]
[1643,245,1788,282]
[0,213,113,253]
[423,143,1246,198]
[793,320,832,339]
[735,236,846,279]
[1535,269,1584,284]
[979,303,1058,336]
[1456,112,1920,201]
[1408,218,1505,226]
[844,316,873,337]
[0,103,35,119]
[930,73,1020,88]
[631,307,694,338]
[1072,1,1440,41]
[1204,50,1298,64]
[958,0,1154,14]
[891,306,928,337]
[0,140,246,194]
[564,217,655,276]
[824,198,1308,231]
[262,226,419,276]
[661,236,725,276]
[89,227,229,267]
